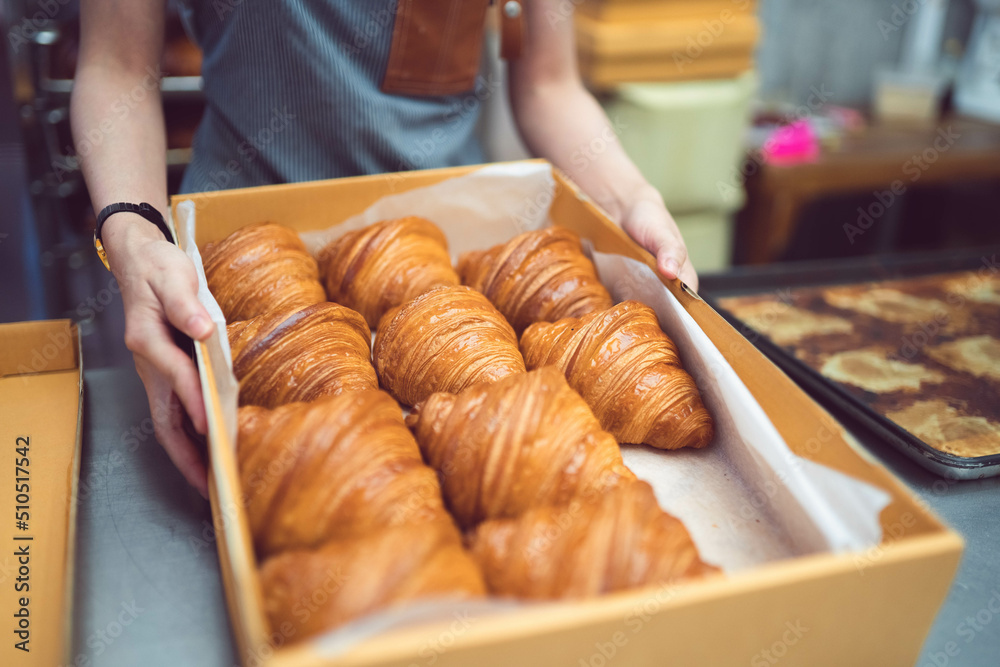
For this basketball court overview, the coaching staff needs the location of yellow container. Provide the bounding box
[173,161,961,667]
[0,320,83,667]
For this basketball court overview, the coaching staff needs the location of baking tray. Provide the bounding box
[702,247,1000,480]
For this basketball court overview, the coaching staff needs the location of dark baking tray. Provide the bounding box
[701,246,1000,480]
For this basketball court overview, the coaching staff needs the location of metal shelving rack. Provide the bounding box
[6,2,205,366]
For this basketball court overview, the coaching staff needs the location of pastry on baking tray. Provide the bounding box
[718,299,854,347]
[457,227,613,333]
[259,522,486,640]
[202,222,326,321]
[237,391,453,557]
[228,302,377,408]
[317,217,460,328]
[407,367,636,530]
[469,481,716,599]
[818,348,945,394]
[822,287,954,327]
[925,335,1000,383]
[886,399,1000,458]
[521,301,714,450]
[373,285,526,407]
[718,268,1000,460]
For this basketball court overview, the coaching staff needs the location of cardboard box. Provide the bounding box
[575,11,760,88]
[0,320,83,666]
[173,161,962,666]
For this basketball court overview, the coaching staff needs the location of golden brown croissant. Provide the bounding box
[469,481,717,599]
[457,227,613,333]
[259,522,486,640]
[407,367,636,529]
[373,286,526,407]
[521,300,714,450]
[228,302,377,408]
[238,391,454,557]
[317,217,460,328]
[202,222,326,321]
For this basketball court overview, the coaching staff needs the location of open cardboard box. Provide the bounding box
[0,320,83,666]
[173,160,963,666]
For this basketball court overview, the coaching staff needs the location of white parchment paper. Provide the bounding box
[175,161,891,655]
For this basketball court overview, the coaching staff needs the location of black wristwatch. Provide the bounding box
[94,202,174,271]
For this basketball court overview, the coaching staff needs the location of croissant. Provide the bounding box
[202,222,326,321]
[317,217,460,328]
[259,522,486,641]
[373,286,526,407]
[521,300,714,450]
[238,391,454,557]
[228,302,377,408]
[469,481,717,599]
[457,227,613,333]
[407,367,636,529]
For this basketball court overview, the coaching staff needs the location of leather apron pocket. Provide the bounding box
[382,0,492,97]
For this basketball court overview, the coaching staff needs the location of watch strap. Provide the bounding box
[94,202,174,271]
[95,202,174,244]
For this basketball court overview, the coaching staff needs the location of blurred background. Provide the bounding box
[1,0,999,366]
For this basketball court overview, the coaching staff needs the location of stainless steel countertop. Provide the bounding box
[74,366,1000,666]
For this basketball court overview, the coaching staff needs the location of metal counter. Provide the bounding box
[73,366,1000,666]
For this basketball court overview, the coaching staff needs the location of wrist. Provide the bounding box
[101,212,170,270]
[603,182,663,223]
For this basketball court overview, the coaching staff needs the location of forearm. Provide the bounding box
[72,0,169,266]
[510,73,660,223]
[70,63,169,261]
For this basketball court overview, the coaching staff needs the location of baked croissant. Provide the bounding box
[521,300,714,450]
[202,222,326,321]
[373,286,526,407]
[228,302,377,408]
[469,481,717,599]
[457,227,613,333]
[238,391,453,557]
[407,367,636,529]
[259,522,486,640]
[317,217,460,328]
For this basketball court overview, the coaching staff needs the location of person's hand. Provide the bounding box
[103,213,214,498]
[618,185,699,292]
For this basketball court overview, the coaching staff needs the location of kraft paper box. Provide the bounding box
[0,320,83,666]
[173,160,962,667]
